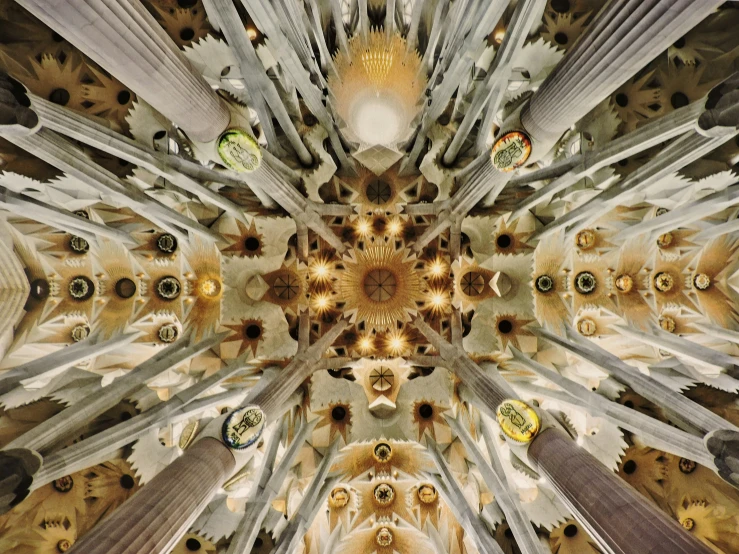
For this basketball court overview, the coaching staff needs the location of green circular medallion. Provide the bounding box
[218,129,262,173]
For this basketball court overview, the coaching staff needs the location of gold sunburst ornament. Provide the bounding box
[339,244,423,330]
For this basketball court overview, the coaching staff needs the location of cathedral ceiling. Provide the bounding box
[0,1,739,553]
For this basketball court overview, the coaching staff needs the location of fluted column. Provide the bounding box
[516,0,723,159]
[529,429,713,554]
[413,160,512,252]
[208,0,313,166]
[506,348,715,468]
[227,420,316,554]
[63,321,344,554]
[535,326,738,435]
[5,128,221,242]
[34,361,252,487]
[29,94,268,215]
[249,320,348,419]
[270,441,340,554]
[69,437,234,554]
[446,415,547,554]
[613,324,739,377]
[510,101,703,218]
[0,185,137,244]
[3,332,226,454]
[0,332,139,395]
[443,0,547,164]
[15,0,230,142]
[414,317,714,554]
[425,436,505,554]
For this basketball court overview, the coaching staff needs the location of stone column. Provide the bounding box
[6,128,222,242]
[249,320,348,420]
[68,437,235,554]
[506,348,715,468]
[15,0,230,142]
[613,324,739,376]
[414,318,714,554]
[426,436,505,554]
[413,160,512,252]
[535,326,738,435]
[270,441,341,554]
[510,101,703,219]
[698,70,739,134]
[30,94,264,216]
[621,183,739,241]
[227,420,317,554]
[208,0,314,166]
[528,428,713,554]
[4,332,226,454]
[0,332,139,395]
[443,0,547,165]
[515,0,723,160]
[531,129,737,241]
[446,415,547,554]
[0,185,136,245]
[34,361,253,487]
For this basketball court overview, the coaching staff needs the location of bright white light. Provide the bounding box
[356,219,372,235]
[429,260,445,277]
[350,94,402,146]
[311,260,331,280]
[387,219,403,235]
[389,336,404,351]
[313,294,331,311]
[431,292,445,306]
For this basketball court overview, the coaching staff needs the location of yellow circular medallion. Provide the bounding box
[491,131,532,172]
[496,399,541,444]
[218,129,262,173]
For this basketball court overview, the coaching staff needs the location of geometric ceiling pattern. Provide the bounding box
[0,1,739,553]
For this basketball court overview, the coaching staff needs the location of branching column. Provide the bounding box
[227,420,317,554]
[414,317,714,554]
[0,332,139,396]
[528,428,712,554]
[68,322,345,554]
[515,0,723,159]
[3,332,227,454]
[15,0,230,142]
[68,438,235,554]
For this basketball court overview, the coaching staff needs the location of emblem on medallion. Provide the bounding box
[217,129,262,173]
[491,131,532,172]
[496,399,541,444]
[222,406,266,450]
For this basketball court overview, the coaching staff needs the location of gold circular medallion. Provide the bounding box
[372,442,393,462]
[417,484,438,504]
[577,318,597,337]
[329,486,350,508]
[491,131,532,172]
[376,527,393,547]
[218,129,262,173]
[496,399,541,444]
[575,229,596,250]
[178,420,199,450]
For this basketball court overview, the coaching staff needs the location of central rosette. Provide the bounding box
[340,244,423,331]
